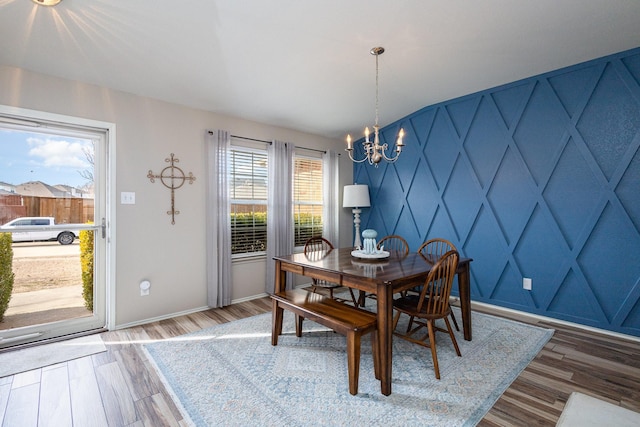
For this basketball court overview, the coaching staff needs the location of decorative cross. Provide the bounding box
[147,153,196,224]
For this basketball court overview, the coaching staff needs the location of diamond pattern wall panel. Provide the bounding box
[354,47,640,337]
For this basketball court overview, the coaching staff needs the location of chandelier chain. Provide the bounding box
[375,51,379,128]
[345,46,405,166]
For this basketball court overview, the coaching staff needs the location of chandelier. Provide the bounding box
[346,47,405,166]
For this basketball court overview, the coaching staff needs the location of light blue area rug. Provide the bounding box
[144,308,553,427]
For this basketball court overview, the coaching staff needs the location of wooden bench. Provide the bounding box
[271,288,380,395]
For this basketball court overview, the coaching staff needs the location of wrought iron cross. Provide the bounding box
[147,153,196,224]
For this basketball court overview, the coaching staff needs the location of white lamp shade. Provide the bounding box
[343,184,371,208]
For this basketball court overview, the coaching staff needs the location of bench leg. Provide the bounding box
[346,330,361,395]
[271,300,284,346]
[295,314,304,337]
[371,330,380,380]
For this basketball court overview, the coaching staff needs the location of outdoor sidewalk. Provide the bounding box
[0,286,90,330]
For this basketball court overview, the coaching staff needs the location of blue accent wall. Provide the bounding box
[354,47,640,337]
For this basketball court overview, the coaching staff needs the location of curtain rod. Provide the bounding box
[208,131,334,155]
[230,135,327,154]
[207,130,271,144]
[230,134,272,144]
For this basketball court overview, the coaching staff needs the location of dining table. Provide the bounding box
[272,247,473,396]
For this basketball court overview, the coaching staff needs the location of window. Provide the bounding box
[228,146,325,255]
[229,148,268,255]
[293,155,323,247]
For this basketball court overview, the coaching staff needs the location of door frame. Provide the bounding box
[0,104,116,337]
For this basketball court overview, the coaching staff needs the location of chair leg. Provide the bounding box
[450,311,460,331]
[346,330,361,395]
[406,315,415,332]
[357,290,366,307]
[444,317,461,356]
[392,310,402,330]
[427,320,440,379]
[348,288,358,306]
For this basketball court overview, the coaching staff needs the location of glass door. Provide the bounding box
[0,108,109,349]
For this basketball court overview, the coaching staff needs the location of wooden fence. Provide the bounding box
[0,194,94,225]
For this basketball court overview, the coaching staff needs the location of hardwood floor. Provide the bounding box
[1,297,638,426]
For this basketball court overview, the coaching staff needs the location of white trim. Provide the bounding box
[114,294,270,330]
[231,293,269,304]
[106,123,116,331]
[471,300,640,343]
[0,104,117,337]
[115,306,211,330]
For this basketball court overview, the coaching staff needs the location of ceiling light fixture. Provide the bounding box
[346,47,405,167]
[31,0,62,6]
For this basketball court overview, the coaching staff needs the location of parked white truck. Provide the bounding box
[0,216,82,245]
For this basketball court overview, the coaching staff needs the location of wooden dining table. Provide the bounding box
[272,247,473,396]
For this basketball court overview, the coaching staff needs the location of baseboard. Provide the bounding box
[470,300,640,343]
[115,293,639,344]
[231,292,269,304]
[114,293,270,330]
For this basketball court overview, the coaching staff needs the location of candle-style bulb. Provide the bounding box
[397,128,405,146]
[346,134,353,150]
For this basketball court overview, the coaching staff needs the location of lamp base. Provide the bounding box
[352,208,362,249]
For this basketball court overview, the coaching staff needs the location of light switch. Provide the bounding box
[121,192,136,204]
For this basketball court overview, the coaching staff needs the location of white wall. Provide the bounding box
[0,65,355,327]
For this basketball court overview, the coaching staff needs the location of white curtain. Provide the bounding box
[322,150,339,246]
[205,130,232,307]
[265,140,294,294]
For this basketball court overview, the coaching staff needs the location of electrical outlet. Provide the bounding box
[140,280,151,296]
[523,277,532,291]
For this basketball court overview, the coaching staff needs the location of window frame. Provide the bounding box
[229,143,268,259]
[292,152,324,250]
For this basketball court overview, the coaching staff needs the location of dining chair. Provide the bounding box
[304,237,358,305]
[392,250,461,379]
[357,234,409,307]
[377,234,410,258]
[413,238,460,331]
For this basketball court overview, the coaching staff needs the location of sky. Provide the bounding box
[0,128,94,188]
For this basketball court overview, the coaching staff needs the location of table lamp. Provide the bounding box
[343,184,371,248]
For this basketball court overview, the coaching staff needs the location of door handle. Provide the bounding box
[101,218,106,239]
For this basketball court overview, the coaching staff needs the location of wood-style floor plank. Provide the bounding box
[68,357,109,427]
[38,365,72,427]
[0,297,638,426]
[112,347,159,402]
[2,382,39,427]
[94,362,137,427]
[134,393,181,427]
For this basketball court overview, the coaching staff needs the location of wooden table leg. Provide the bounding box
[376,282,393,396]
[271,259,286,346]
[274,260,285,293]
[458,262,472,341]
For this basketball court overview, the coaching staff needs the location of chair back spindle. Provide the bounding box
[418,238,455,264]
[377,235,409,259]
[416,250,459,316]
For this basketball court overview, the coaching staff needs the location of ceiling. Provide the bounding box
[1,1,640,140]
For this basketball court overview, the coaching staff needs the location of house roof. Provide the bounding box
[14,181,71,198]
[1,1,639,138]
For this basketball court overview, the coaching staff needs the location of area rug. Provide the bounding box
[144,308,553,427]
[556,392,640,427]
[0,334,106,377]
